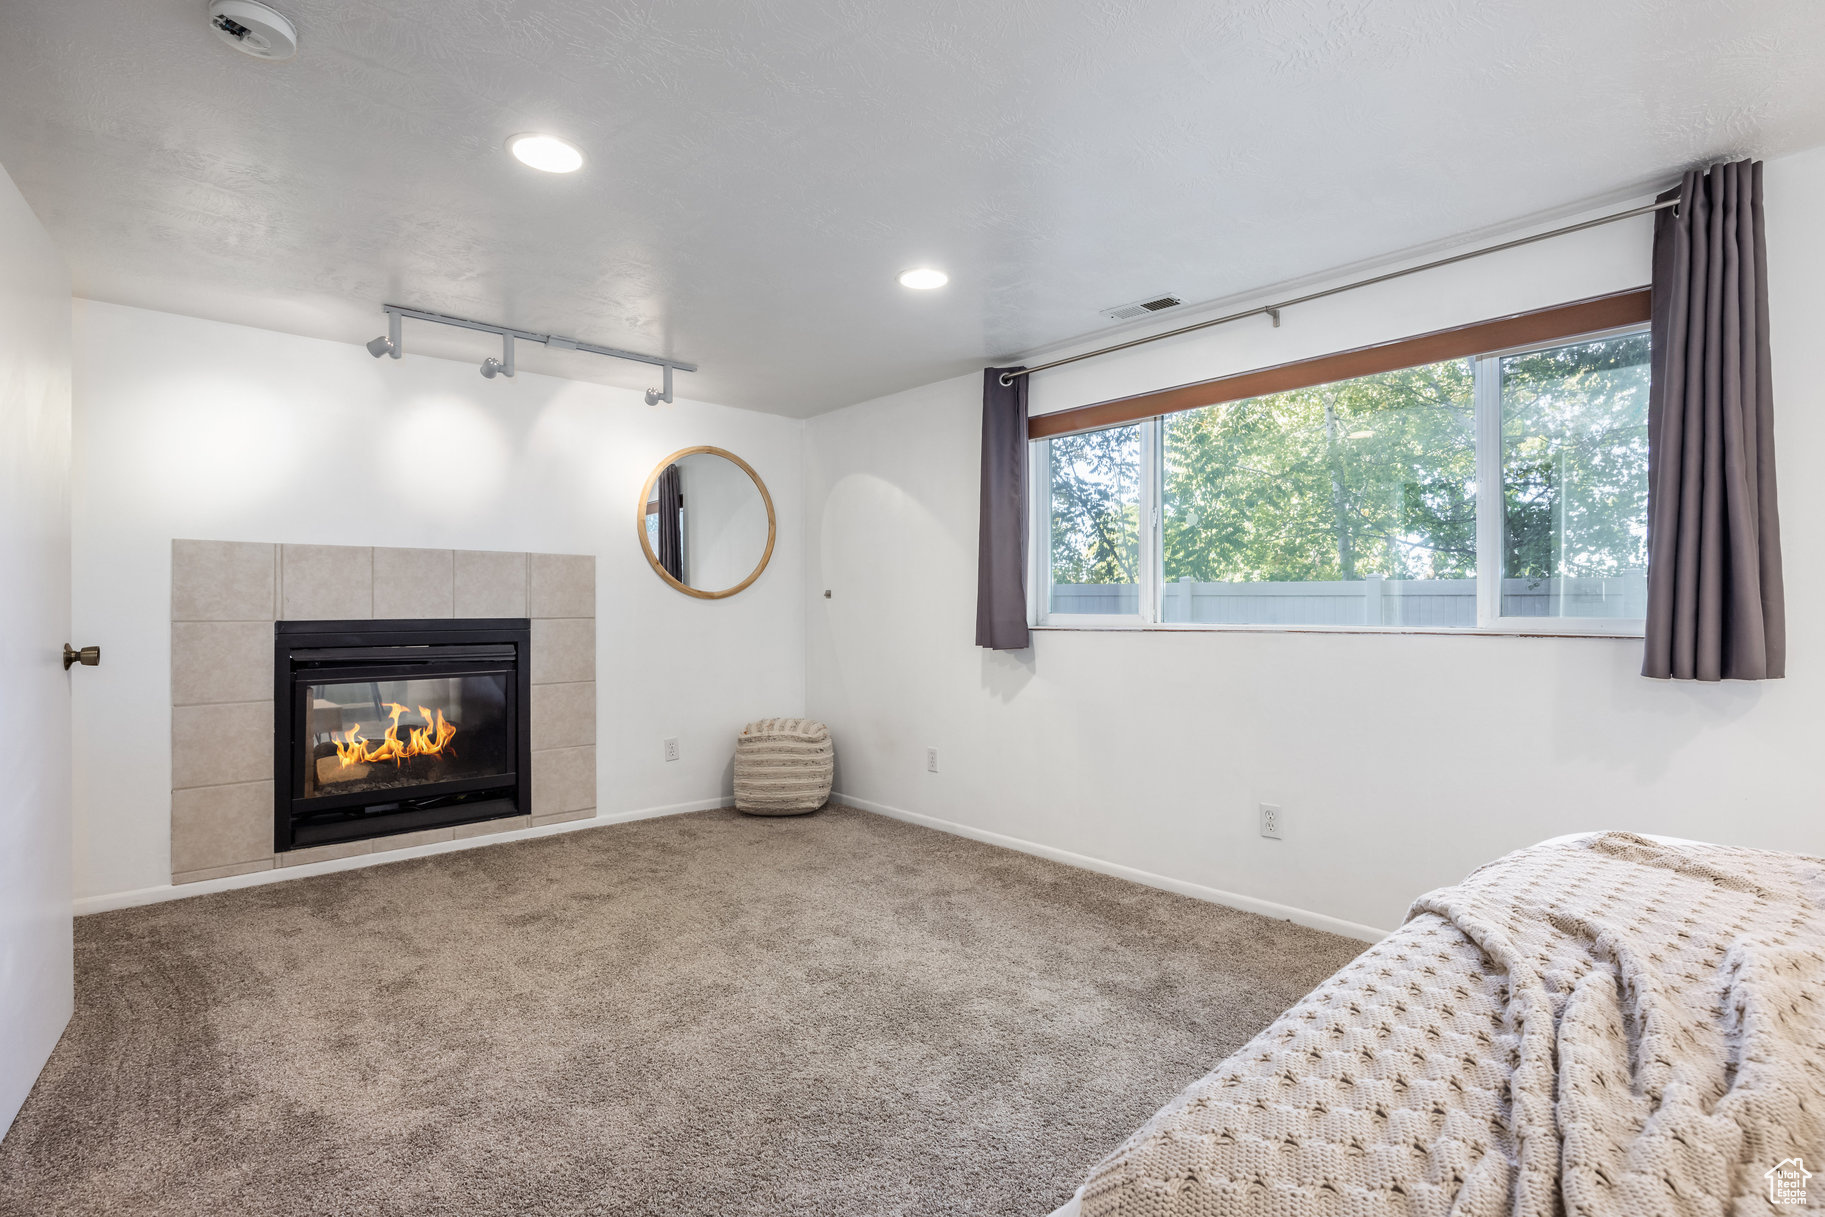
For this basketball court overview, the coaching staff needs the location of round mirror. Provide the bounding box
[637,447,776,599]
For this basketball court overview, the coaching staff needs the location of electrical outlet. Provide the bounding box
[1259,803,1283,840]
[926,746,940,773]
[663,737,681,763]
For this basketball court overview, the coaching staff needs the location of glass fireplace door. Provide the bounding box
[300,671,511,802]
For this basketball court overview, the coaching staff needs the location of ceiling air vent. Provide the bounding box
[1101,294,1183,322]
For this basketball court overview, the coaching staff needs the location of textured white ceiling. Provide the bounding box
[2,0,1823,415]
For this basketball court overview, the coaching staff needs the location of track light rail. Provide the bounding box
[370,304,697,404]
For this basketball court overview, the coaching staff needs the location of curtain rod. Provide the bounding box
[999,195,1679,386]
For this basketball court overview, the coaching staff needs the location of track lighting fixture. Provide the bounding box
[365,305,696,395]
[366,311,402,359]
[480,334,515,379]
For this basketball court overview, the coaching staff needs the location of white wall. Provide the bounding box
[805,145,1825,938]
[71,302,806,902]
[0,164,73,1134]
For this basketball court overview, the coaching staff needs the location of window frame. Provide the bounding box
[1030,318,1651,638]
[1026,422,1152,628]
[1473,321,1649,636]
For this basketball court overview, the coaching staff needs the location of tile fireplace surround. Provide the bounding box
[170,541,597,885]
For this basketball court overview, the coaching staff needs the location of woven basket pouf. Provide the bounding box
[733,718,833,815]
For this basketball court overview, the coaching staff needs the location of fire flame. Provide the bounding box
[333,702,457,767]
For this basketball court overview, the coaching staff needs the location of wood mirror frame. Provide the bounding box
[636,445,778,600]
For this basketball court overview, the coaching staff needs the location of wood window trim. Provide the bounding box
[1026,287,1651,440]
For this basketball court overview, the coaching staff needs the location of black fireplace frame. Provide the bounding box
[273,618,532,852]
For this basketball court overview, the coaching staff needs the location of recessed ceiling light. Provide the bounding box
[507,134,584,174]
[898,267,949,290]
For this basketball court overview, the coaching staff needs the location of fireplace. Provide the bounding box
[274,618,531,852]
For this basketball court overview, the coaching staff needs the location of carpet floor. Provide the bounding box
[0,806,1364,1217]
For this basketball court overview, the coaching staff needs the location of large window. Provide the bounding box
[1032,325,1650,633]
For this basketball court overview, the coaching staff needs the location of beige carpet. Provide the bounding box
[0,806,1364,1217]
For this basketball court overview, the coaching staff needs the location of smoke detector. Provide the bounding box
[1101,294,1183,322]
[208,1,297,60]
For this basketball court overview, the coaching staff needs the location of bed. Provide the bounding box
[1050,832,1825,1216]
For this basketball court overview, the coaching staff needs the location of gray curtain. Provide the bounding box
[976,367,1030,650]
[1642,159,1784,681]
[657,463,684,582]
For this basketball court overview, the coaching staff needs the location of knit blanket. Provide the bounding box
[1079,834,1825,1216]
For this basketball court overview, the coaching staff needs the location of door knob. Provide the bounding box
[63,644,100,670]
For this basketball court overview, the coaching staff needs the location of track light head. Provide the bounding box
[480,333,515,379]
[644,362,675,406]
[368,311,403,359]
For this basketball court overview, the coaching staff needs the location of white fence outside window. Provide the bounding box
[1049,572,1646,627]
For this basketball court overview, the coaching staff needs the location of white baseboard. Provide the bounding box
[838,794,1389,943]
[73,798,731,916]
[77,794,1391,941]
